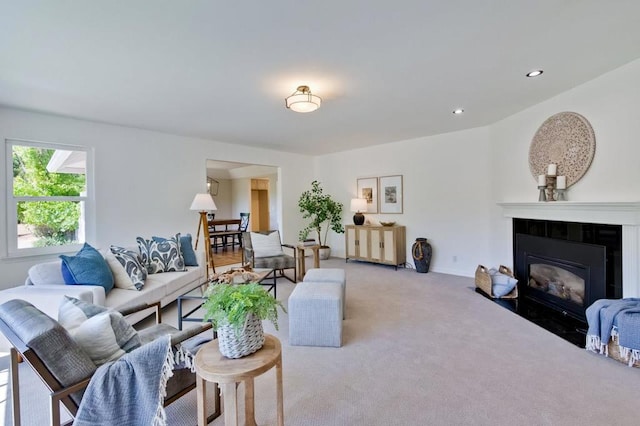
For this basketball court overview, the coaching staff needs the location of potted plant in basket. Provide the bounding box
[298,180,345,259]
[202,283,286,359]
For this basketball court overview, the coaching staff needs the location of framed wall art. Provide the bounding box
[356,177,378,213]
[379,175,403,214]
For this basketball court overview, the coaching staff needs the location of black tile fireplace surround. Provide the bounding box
[496,219,622,346]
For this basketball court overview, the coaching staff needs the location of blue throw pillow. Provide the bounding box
[490,271,518,298]
[60,243,115,294]
[152,233,198,267]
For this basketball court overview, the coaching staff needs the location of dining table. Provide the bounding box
[208,219,242,252]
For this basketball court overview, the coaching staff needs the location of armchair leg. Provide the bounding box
[277,269,297,284]
[10,348,20,426]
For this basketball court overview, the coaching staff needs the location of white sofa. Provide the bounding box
[0,248,207,351]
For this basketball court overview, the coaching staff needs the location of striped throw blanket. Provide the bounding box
[585,298,640,366]
[75,335,174,426]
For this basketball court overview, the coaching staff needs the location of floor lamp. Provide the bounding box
[190,193,217,280]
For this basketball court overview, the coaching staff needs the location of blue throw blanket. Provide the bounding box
[75,335,173,426]
[585,298,640,366]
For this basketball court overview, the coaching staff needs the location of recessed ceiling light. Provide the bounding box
[526,70,543,78]
[452,108,464,115]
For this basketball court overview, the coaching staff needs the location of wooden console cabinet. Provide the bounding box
[345,225,406,269]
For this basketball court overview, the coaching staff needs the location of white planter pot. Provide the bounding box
[319,246,331,260]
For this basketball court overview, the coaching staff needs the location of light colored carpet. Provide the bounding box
[3,257,640,425]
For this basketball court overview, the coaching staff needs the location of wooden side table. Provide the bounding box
[194,334,284,426]
[296,244,321,281]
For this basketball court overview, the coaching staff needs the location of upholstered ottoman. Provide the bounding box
[303,268,346,319]
[288,281,343,347]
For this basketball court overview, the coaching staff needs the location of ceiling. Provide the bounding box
[2,1,640,156]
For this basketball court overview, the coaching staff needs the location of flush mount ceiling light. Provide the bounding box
[285,85,322,113]
[452,108,464,114]
[526,69,544,77]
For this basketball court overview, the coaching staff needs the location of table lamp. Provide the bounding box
[190,193,218,278]
[350,198,368,225]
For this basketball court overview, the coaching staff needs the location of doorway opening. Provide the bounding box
[206,160,279,266]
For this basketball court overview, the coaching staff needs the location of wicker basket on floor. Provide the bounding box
[217,313,265,359]
[475,265,519,299]
[607,336,640,367]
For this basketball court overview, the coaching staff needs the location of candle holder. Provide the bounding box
[538,186,547,202]
[545,175,557,201]
[556,188,567,201]
[536,173,568,202]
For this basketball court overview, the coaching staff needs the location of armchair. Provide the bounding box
[0,299,220,426]
[242,230,297,283]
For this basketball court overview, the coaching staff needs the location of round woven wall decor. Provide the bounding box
[529,111,595,188]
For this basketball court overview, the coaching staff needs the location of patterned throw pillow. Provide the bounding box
[152,233,198,267]
[137,233,186,274]
[109,246,147,290]
[58,296,141,366]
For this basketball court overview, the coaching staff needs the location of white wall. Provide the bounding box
[315,127,493,276]
[314,58,640,277]
[488,57,640,268]
[211,178,232,219]
[0,108,313,289]
[230,178,251,221]
[268,173,278,230]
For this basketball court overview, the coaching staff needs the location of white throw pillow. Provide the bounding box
[58,296,141,366]
[103,251,137,290]
[251,231,284,257]
[71,312,127,366]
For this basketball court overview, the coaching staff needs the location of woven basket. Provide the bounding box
[475,265,519,299]
[217,313,265,359]
[607,336,640,367]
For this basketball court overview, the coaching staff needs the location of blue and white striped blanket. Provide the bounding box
[75,335,174,426]
[585,298,640,366]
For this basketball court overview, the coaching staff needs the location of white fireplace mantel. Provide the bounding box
[497,201,640,298]
[497,201,640,225]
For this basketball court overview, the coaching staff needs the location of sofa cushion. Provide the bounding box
[153,233,198,267]
[60,243,115,294]
[58,296,141,366]
[109,246,147,290]
[137,234,186,274]
[145,267,202,297]
[104,280,168,311]
[27,261,65,285]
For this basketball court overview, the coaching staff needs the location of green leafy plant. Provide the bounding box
[202,283,286,334]
[298,180,344,247]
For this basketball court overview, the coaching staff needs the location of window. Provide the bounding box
[6,140,93,257]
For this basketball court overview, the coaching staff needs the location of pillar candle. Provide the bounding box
[547,163,557,176]
[538,175,546,186]
[557,175,566,189]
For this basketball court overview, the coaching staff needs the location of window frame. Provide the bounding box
[5,139,95,258]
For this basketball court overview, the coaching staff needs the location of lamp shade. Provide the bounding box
[190,193,217,211]
[350,198,368,213]
[285,85,321,113]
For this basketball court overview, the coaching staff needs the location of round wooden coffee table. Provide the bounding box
[194,334,283,426]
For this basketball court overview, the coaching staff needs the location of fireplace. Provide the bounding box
[513,219,622,322]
